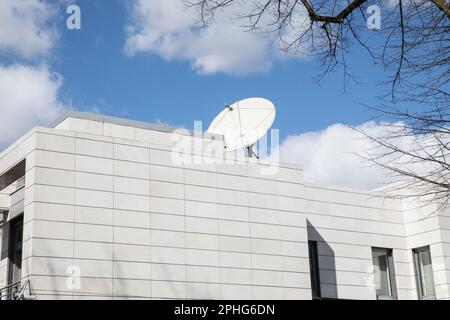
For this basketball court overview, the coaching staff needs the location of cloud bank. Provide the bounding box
[276,122,417,190]
[0,64,66,150]
[0,0,58,59]
[0,1,66,151]
[124,0,276,75]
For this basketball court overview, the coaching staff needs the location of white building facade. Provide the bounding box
[0,111,449,300]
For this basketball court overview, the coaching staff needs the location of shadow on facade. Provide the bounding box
[307,220,338,299]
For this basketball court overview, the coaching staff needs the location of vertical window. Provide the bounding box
[413,246,436,300]
[372,247,397,299]
[8,215,23,285]
[308,241,321,299]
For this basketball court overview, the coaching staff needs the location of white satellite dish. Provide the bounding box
[207,97,276,158]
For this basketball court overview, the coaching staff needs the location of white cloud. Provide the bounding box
[275,122,432,190]
[0,0,58,59]
[0,64,67,150]
[124,0,277,75]
[0,1,70,151]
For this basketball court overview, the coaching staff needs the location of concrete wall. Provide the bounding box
[0,114,448,300]
[0,194,9,211]
[0,127,36,292]
[20,127,310,299]
[402,198,450,299]
[302,184,415,299]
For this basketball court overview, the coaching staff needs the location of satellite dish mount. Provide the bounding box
[247,144,259,159]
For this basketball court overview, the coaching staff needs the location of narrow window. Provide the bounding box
[8,215,23,286]
[372,247,397,299]
[308,241,321,299]
[413,246,436,300]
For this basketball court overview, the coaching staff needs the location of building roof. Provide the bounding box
[51,110,224,141]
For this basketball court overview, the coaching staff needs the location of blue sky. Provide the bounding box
[0,0,405,189]
[53,0,385,137]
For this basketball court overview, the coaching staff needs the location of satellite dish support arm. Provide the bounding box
[247,145,259,160]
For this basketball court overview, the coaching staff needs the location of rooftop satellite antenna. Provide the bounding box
[207,97,276,159]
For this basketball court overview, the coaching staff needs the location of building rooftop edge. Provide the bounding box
[50,111,307,171]
[51,110,224,141]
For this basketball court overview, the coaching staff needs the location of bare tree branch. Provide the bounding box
[187,0,450,206]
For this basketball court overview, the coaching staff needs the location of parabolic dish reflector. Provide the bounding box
[207,97,276,151]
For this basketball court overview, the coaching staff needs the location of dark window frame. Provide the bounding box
[7,214,23,286]
[308,241,321,299]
